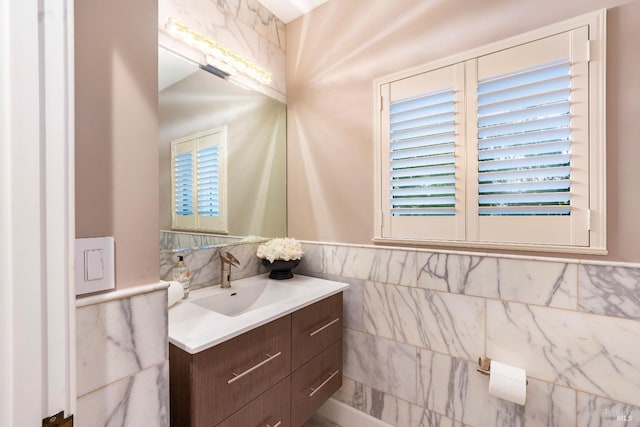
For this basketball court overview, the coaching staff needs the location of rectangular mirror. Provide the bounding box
[158,46,287,245]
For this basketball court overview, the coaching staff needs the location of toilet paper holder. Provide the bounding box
[477,356,492,375]
[477,356,528,385]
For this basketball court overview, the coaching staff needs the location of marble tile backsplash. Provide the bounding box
[160,240,267,289]
[297,242,640,427]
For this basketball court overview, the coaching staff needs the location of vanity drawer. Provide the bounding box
[191,315,292,426]
[291,340,342,426]
[217,376,291,427]
[291,292,342,370]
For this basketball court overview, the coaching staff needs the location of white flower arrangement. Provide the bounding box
[256,237,304,263]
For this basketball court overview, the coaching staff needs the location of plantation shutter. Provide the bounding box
[477,59,572,216]
[171,127,228,232]
[375,11,605,251]
[174,151,194,217]
[390,88,456,216]
[196,145,220,217]
[381,63,466,240]
[197,131,227,232]
[467,28,590,246]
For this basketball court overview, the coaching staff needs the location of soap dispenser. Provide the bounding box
[173,255,190,298]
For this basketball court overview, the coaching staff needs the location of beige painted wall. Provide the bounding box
[159,68,287,238]
[75,0,159,288]
[286,0,640,262]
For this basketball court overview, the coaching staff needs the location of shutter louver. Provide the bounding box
[197,145,220,217]
[390,88,456,216]
[477,59,572,216]
[174,152,194,216]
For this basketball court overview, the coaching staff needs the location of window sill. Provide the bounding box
[371,237,608,256]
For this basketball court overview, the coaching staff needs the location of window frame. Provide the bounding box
[373,10,606,254]
[171,126,229,234]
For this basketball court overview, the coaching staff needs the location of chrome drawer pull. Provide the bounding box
[266,422,282,427]
[228,351,282,384]
[309,369,340,397]
[309,317,340,337]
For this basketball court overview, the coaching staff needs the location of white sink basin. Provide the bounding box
[169,274,349,354]
[192,279,307,316]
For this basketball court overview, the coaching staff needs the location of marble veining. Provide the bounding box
[487,300,640,407]
[76,362,169,427]
[221,0,286,50]
[321,245,417,286]
[577,392,640,427]
[416,252,577,309]
[363,281,484,360]
[76,289,168,397]
[343,328,417,403]
[160,241,266,290]
[339,276,365,332]
[299,243,325,275]
[216,0,285,49]
[417,349,576,426]
[294,242,640,426]
[159,0,286,94]
[579,264,640,320]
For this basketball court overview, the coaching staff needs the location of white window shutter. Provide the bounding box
[171,127,228,233]
[174,151,195,216]
[196,145,220,217]
[374,11,605,253]
[467,28,590,246]
[477,59,573,216]
[172,139,197,230]
[382,63,466,240]
[196,130,227,232]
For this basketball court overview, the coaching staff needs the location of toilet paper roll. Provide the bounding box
[488,360,527,405]
[167,281,184,307]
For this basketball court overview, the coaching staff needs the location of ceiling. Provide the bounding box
[257,0,329,24]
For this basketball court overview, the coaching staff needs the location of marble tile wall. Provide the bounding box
[160,240,267,289]
[297,242,640,427]
[159,0,286,95]
[76,288,169,426]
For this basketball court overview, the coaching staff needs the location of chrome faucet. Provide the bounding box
[220,251,240,288]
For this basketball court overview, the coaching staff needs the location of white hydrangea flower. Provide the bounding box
[256,237,304,263]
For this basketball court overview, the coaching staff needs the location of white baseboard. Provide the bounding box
[315,398,393,427]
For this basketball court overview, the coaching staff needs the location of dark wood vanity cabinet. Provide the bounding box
[291,293,343,370]
[169,292,343,427]
[291,340,343,426]
[217,377,291,427]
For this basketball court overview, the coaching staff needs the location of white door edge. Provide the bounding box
[0,0,76,424]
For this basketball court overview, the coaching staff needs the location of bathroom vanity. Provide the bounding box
[168,275,348,427]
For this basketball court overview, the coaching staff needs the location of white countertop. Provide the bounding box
[169,273,349,354]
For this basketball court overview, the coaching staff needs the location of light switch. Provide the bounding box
[75,237,115,296]
[85,249,104,281]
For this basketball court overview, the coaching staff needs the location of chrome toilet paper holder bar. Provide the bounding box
[477,356,528,385]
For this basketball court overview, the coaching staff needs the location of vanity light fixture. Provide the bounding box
[165,18,272,85]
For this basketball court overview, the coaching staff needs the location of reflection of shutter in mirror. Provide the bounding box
[197,145,220,217]
[175,152,194,217]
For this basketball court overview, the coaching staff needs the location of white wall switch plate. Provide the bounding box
[75,237,115,295]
